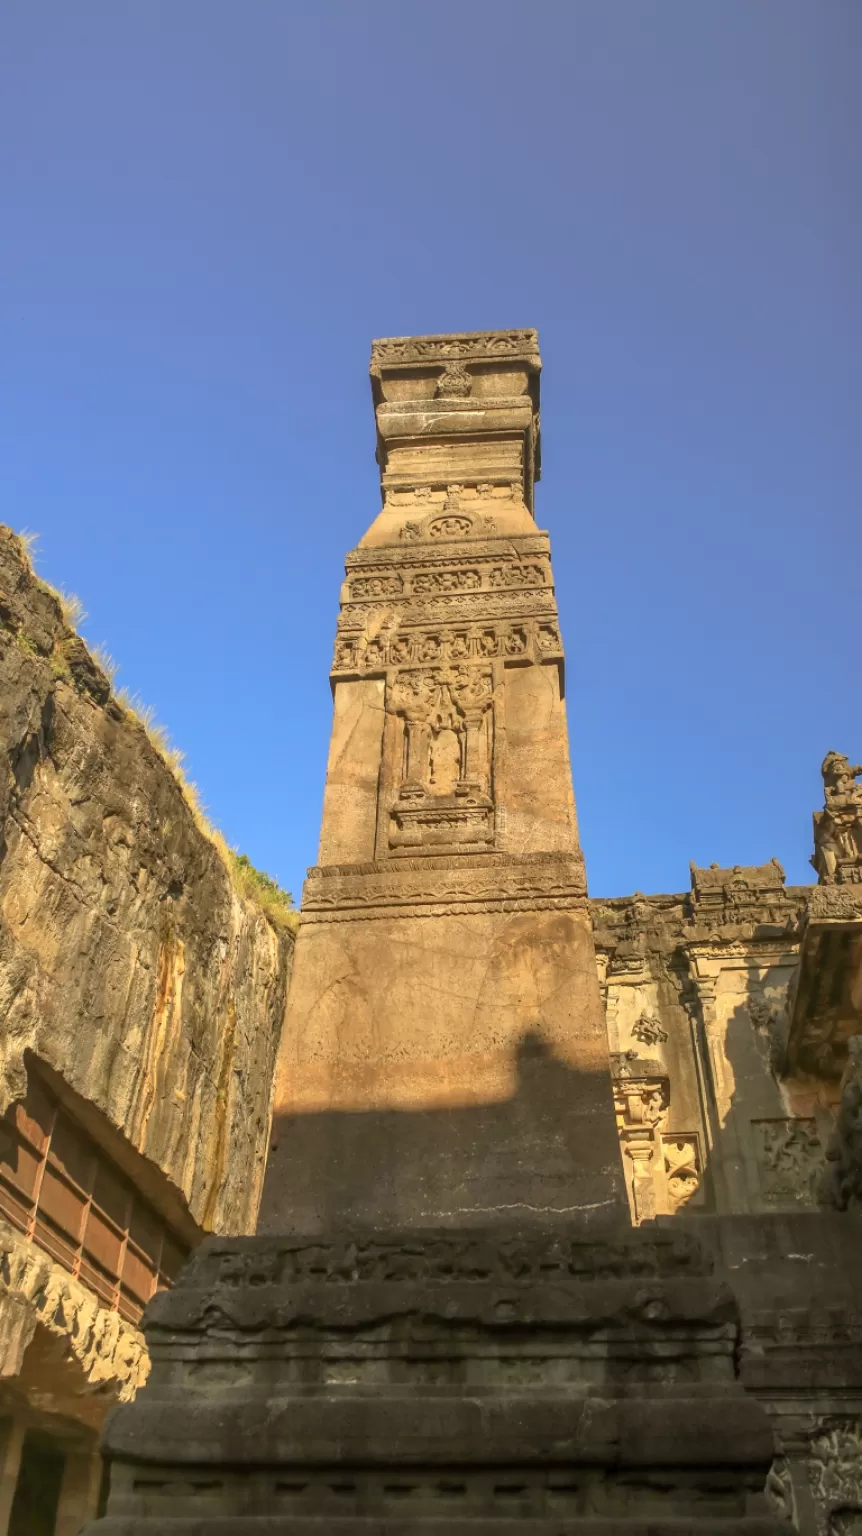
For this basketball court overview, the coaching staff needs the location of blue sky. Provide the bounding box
[2,1,859,901]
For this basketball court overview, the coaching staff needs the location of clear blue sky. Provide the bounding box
[2,2,859,901]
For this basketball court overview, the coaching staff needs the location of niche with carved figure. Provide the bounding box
[385,666,496,854]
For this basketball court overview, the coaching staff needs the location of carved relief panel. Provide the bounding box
[333,620,557,674]
[752,1116,824,1208]
[611,1051,705,1223]
[382,666,496,856]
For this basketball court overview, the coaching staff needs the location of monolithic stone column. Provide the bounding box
[259,331,624,1233]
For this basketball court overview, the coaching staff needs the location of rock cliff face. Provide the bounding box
[0,527,293,1235]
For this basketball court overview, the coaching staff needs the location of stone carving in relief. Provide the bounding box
[662,1134,702,1213]
[386,666,495,852]
[333,637,358,669]
[413,568,481,595]
[809,886,862,921]
[434,363,472,398]
[351,573,403,599]
[813,752,862,885]
[488,563,546,589]
[753,1117,823,1207]
[611,1055,669,1131]
[502,628,527,655]
[371,330,539,365]
[400,521,422,541]
[748,995,788,1077]
[332,620,561,674]
[807,1420,862,1536]
[765,1457,796,1523]
[820,1036,862,1213]
[631,1012,669,1046]
[428,515,474,537]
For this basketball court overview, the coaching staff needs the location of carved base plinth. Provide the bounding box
[87,1224,785,1535]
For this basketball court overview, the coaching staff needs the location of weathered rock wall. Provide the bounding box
[0,527,293,1235]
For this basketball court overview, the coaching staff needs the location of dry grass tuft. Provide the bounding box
[10,529,86,630]
[17,529,40,567]
[91,644,119,685]
[229,852,298,933]
[54,587,87,629]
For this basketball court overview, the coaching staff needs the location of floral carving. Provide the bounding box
[371,330,538,365]
[434,363,472,399]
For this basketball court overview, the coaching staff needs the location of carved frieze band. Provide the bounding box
[333,618,562,674]
[345,533,550,566]
[371,330,540,367]
[347,562,549,603]
[337,589,559,632]
[301,855,588,923]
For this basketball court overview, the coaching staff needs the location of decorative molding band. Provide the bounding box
[301,894,590,924]
[371,331,540,368]
[332,619,563,675]
[338,590,559,629]
[807,885,862,923]
[345,535,551,568]
[301,855,588,923]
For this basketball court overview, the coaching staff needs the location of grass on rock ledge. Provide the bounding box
[13,528,298,936]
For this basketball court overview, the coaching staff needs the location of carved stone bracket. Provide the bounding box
[0,1219,148,1400]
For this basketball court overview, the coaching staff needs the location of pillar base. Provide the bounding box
[87,1222,783,1534]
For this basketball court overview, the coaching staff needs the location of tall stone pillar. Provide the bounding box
[259,330,624,1233]
[87,334,784,1536]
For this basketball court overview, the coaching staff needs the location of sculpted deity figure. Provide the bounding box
[812,751,862,884]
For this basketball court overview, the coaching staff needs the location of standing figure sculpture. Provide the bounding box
[812,751,862,884]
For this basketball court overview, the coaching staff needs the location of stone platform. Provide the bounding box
[87,1223,784,1534]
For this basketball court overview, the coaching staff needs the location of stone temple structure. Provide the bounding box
[0,332,859,1533]
[82,333,862,1536]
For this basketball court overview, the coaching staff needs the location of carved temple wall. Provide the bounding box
[592,856,862,1536]
[591,861,858,1225]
